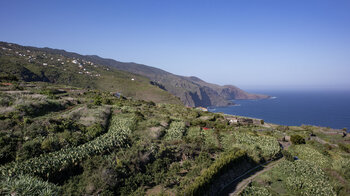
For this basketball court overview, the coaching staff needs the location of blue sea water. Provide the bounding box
[209,91,350,130]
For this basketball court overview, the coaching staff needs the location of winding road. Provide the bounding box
[219,141,289,196]
[227,158,284,195]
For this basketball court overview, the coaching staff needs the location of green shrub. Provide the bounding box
[86,124,104,140]
[195,152,212,166]
[222,132,281,159]
[164,121,186,140]
[0,74,18,82]
[0,94,14,107]
[0,133,17,164]
[332,157,350,180]
[276,160,335,195]
[191,119,206,127]
[1,115,134,179]
[16,139,43,161]
[183,149,246,196]
[0,174,61,195]
[93,96,102,106]
[291,135,305,145]
[23,117,32,125]
[289,145,330,168]
[186,126,202,143]
[41,136,61,152]
[339,143,350,153]
[16,100,65,117]
[282,150,294,162]
[277,126,289,131]
[241,185,272,196]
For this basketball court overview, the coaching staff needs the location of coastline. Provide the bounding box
[209,91,350,131]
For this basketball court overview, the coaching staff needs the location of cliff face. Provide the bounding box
[183,76,269,106]
[71,55,270,107]
[219,85,269,100]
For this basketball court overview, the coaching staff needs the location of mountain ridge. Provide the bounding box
[72,50,270,107]
[0,41,269,107]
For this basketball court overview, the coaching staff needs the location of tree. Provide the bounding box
[93,96,102,106]
[291,135,305,145]
[282,150,294,162]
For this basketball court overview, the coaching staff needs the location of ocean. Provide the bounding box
[208,90,350,131]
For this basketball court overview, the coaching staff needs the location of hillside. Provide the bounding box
[0,42,182,105]
[1,81,350,195]
[78,54,270,107]
[0,41,268,107]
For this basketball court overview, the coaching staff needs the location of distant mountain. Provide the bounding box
[79,55,270,107]
[0,41,269,107]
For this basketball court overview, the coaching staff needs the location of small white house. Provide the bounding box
[229,119,238,124]
[196,107,208,112]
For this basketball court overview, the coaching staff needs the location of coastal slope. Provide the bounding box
[0,41,269,107]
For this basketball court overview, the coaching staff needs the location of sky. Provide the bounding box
[1,0,350,91]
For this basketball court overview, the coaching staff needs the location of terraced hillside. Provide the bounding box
[1,80,349,195]
[0,80,350,195]
[0,81,277,195]
[239,125,350,196]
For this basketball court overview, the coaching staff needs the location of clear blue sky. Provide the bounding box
[1,0,350,91]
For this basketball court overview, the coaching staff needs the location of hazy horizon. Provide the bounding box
[1,0,350,91]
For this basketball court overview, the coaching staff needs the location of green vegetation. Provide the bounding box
[0,42,182,105]
[339,143,350,153]
[183,149,247,195]
[281,150,294,162]
[240,124,350,196]
[277,160,335,195]
[0,81,283,195]
[0,41,269,107]
[291,134,306,145]
[0,174,61,195]
[243,160,335,196]
[241,186,272,196]
[0,53,349,195]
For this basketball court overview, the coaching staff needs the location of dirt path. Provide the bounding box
[220,141,290,196]
[227,158,284,196]
[310,136,338,147]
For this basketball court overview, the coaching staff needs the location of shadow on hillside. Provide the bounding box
[217,154,283,196]
[218,163,264,196]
